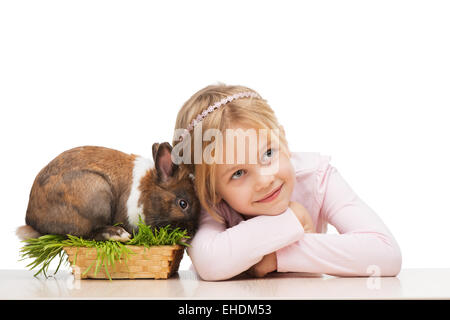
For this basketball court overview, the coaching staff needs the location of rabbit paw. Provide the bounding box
[94,226,131,242]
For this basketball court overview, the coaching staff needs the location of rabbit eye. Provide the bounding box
[178,199,189,210]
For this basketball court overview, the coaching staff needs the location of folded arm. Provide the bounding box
[187,206,304,281]
[276,166,402,277]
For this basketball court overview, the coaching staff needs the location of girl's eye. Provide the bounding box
[231,169,245,180]
[261,148,276,163]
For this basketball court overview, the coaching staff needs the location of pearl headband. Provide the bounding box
[178,91,261,142]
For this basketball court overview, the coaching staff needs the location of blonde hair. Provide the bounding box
[172,83,289,222]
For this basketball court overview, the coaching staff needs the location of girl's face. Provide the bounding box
[214,124,295,218]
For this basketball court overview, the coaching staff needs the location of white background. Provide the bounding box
[1,1,449,272]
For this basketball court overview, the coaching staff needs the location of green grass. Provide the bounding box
[19,220,190,280]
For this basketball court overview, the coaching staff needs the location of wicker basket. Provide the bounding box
[63,245,184,279]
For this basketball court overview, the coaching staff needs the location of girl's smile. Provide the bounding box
[255,183,284,203]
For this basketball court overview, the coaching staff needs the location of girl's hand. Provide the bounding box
[246,252,277,278]
[289,201,314,233]
[246,202,314,278]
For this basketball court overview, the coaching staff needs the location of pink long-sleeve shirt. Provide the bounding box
[187,152,402,281]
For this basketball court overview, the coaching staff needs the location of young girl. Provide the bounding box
[172,84,402,281]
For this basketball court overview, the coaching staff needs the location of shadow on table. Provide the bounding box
[180,269,402,299]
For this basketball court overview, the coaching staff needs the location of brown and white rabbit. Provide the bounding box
[16,142,200,241]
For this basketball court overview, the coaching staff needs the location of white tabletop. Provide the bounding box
[1,268,449,300]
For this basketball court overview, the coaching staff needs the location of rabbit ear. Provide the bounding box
[154,142,177,182]
[152,143,160,163]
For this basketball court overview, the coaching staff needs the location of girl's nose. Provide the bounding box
[254,171,276,193]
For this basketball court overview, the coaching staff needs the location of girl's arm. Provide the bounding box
[276,165,402,277]
[187,204,304,281]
